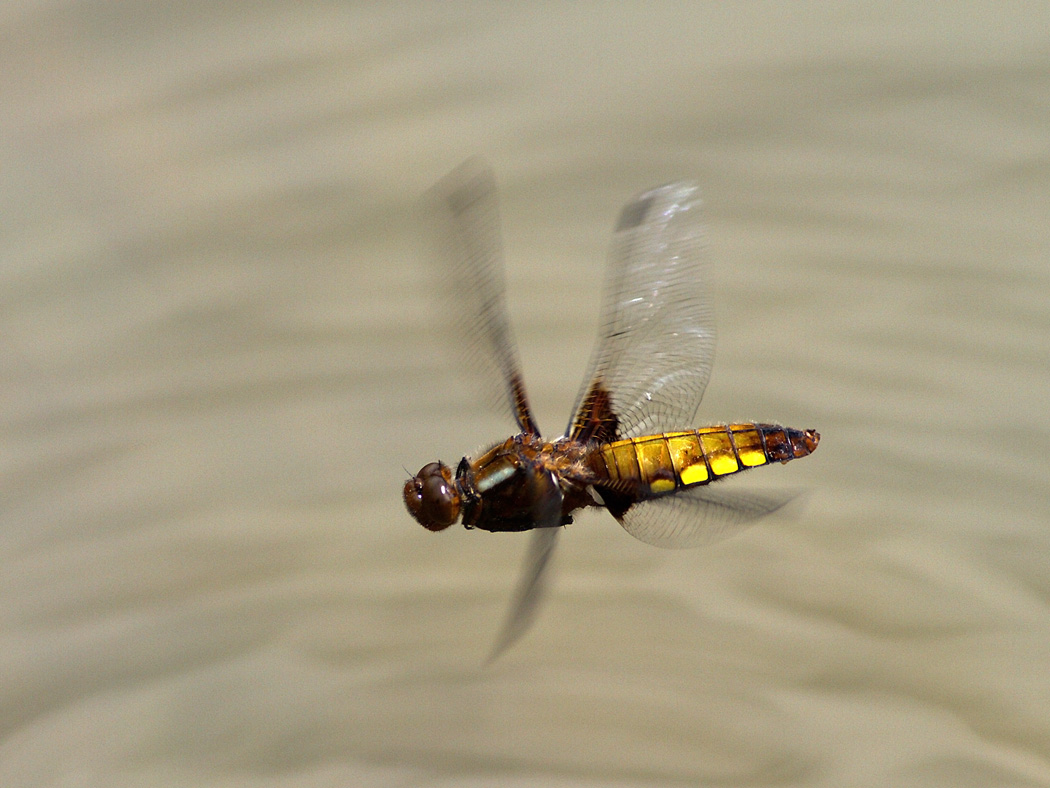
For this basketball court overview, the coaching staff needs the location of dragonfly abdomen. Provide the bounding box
[598,423,819,496]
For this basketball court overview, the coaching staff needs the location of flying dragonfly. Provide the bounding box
[404,159,819,660]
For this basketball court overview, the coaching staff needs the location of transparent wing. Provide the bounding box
[618,486,798,548]
[487,474,562,662]
[568,183,713,441]
[426,158,539,435]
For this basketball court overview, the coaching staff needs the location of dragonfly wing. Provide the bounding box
[487,472,562,662]
[427,158,539,436]
[568,182,714,442]
[617,485,798,548]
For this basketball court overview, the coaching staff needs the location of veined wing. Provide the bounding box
[427,158,539,436]
[568,183,713,442]
[619,485,797,548]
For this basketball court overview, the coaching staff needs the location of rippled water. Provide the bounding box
[3,4,1050,786]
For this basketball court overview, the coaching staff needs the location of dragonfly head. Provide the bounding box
[404,461,461,531]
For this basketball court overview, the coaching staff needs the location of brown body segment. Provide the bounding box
[597,423,819,497]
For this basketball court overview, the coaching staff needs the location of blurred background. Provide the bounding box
[3,3,1050,786]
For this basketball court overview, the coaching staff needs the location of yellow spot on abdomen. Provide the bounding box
[700,429,739,477]
[667,433,708,487]
[650,478,675,493]
[679,462,709,485]
[708,454,739,475]
[732,427,767,467]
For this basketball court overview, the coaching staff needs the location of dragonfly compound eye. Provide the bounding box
[404,462,460,531]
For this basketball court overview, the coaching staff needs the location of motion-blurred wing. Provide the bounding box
[427,158,539,436]
[487,476,562,662]
[568,183,713,442]
[618,486,797,548]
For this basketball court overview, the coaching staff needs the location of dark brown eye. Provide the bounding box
[403,462,461,531]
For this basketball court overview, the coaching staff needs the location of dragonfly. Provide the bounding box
[404,159,819,660]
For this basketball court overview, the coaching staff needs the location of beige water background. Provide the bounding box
[3,3,1050,786]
